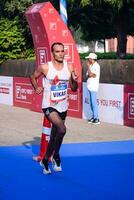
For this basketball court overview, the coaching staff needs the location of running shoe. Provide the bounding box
[52,154,62,172]
[40,158,51,175]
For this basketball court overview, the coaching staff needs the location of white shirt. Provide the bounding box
[42,61,71,112]
[86,61,100,91]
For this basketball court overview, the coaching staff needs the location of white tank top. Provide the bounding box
[42,61,71,112]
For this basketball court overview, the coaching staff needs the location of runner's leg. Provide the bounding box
[44,111,66,159]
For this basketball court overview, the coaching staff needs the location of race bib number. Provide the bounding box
[50,83,67,102]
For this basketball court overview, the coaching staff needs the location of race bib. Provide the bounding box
[50,82,67,102]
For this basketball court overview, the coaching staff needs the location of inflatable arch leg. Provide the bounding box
[33,115,51,162]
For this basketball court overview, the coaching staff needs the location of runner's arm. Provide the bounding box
[30,65,47,94]
[68,64,78,92]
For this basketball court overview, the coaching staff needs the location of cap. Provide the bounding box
[85,53,97,60]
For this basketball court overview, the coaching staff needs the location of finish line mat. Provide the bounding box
[0,141,134,200]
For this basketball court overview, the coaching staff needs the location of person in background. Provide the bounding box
[31,42,78,174]
[85,53,100,124]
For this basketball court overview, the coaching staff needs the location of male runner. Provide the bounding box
[31,42,78,174]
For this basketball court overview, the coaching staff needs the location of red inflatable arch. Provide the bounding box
[25,2,82,118]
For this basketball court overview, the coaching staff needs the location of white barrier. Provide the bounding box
[83,83,124,125]
[0,76,13,105]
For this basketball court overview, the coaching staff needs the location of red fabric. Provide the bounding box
[39,115,51,159]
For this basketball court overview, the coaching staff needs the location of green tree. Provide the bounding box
[69,0,134,58]
[0,0,58,63]
[68,2,115,40]
[0,17,27,63]
[0,0,35,63]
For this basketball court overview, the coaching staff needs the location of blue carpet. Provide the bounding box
[0,141,134,200]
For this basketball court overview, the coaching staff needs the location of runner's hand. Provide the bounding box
[71,68,78,81]
[35,86,43,94]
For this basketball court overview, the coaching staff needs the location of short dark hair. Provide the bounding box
[51,42,64,52]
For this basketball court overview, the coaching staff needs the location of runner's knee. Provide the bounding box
[58,124,66,137]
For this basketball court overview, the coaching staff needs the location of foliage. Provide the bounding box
[79,0,134,8]
[0,17,26,63]
[0,0,59,64]
[68,1,134,40]
[68,2,116,41]
[80,51,134,59]
[68,0,134,58]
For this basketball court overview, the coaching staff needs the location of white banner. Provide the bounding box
[0,76,13,105]
[83,83,124,125]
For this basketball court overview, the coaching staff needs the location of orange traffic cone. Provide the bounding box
[33,115,51,162]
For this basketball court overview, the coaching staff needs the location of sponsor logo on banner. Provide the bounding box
[15,83,33,104]
[49,22,57,30]
[124,85,134,126]
[68,88,79,112]
[30,4,43,13]
[37,48,48,65]
[44,13,47,17]
[62,30,68,37]
[64,44,74,63]
[37,26,41,32]
[49,8,54,14]
[34,34,39,43]
[52,36,56,40]
[57,18,60,22]
[128,93,134,119]
[0,87,9,94]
